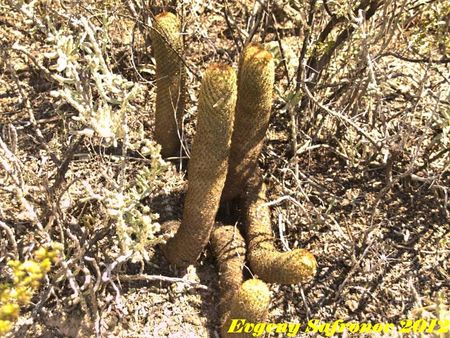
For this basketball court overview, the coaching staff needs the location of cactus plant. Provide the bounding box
[222,43,275,201]
[243,172,317,284]
[221,279,271,338]
[211,226,270,338]
[210,223,246,323]
[150,12,186,158]
[163,64,237,267]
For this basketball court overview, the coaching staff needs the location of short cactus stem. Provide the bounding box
[244,173,317,284]
[221,279,271,338]
[150,12,186,158]
[222,43,275,201]
[210,223,246,324]
[163,64,237,267]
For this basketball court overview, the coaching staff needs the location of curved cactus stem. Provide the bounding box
[243,172,317,284]
[163,64,237,267]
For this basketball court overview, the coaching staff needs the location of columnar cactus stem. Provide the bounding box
[222,43,275,201]
[150,12,186,158]
[210,224,246,324]
[222,279,271,338]
[243,172,317,284]
[163,64,237,267]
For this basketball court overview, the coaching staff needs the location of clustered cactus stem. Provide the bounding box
[156,41,316,334]
[243,172,317,284]
[150,12,186,158]
[211,224,271,337]
[222,43,275,202]
[222,279,271,338]
[210,223,246,321]
[163,64,237,267]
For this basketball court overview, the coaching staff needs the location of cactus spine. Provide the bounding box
[222,43,275,201]
[163,64,237,267]
[244,173,317,284]
[150,12,186,158]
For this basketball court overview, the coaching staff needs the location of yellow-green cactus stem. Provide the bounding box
[222,43,275,201]
[163,64,237,267]
[150,12,186,158]
[210,223,246,323]
[221,279,271,338]
[244,173,317,284]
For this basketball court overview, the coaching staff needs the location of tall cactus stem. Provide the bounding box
[150,12,186,158]
[222,43,275,201]
[163,64,237,267]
